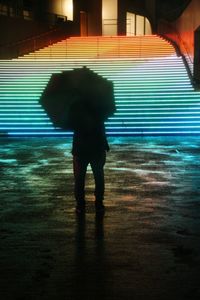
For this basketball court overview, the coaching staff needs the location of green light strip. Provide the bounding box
[107,125,200,129]
[116,103,200,107]
[0,105,41,108]
[115,78,190,82]
[0,68,186,72]
[105,131,200,135]
[0,94,41,96]
[117,107,200,111]
[0,76,189,81]
[0,114,46,116]
[115,112,200,115]
[0,97,40,100]
[115,99,200,102]
[8,131,200,136]
[0,73,186,77]
[113,79,189,82]
[115,83,190,86]
[0,127,54,129]
[109,116,200,120]
[0,86,45,88]
[0,109,44,112]
[8,132,72,135]
[1,122,51,125]
[0,102,40,104]
[106,121,200,124]
[115,89,194,93]
[115,93,200,97]
[1,118,49,120]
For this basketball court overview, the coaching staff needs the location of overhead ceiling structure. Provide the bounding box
[156,0,191,21]
[123,0,191,20]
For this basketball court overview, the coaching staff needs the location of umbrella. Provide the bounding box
[39,66,116,130]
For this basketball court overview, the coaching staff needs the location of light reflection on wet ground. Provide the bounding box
[0,136,200,300]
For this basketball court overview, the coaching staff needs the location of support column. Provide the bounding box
[118,0,126,36]
[87,0,102,36]
[73,0,82,35]
[145,0,156,33]
[12,0,24,17]
[194,26,200,84]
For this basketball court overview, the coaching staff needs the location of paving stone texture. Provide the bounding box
[0,136,200,300]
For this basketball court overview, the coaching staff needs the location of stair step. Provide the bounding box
[1,35,200,136]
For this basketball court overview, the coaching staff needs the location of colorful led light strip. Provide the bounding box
[1,35,200,136]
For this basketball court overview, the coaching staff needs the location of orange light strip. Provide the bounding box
[18,35,176,60]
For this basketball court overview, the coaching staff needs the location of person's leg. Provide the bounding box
[73,156,88,211]
[90,152,106,210]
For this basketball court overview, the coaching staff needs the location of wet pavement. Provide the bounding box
[0,136,200,300]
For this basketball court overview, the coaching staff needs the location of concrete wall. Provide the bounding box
[47,0,73,20]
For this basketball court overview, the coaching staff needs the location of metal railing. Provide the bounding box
[158,19,193,76]
[24,35,174,60]
[0,2,68,26]
[0,21,74,59]
[24,35,145,60]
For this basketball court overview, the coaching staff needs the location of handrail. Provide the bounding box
[1,27,59,48]
[0,21,73,59]
[0,3,68,25]
[158,19,193,74]
[26,35,163,60]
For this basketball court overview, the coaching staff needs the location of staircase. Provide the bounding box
[0,35,200,136]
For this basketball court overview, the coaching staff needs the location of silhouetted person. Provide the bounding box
[72,121,109,213]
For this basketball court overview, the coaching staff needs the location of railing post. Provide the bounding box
[139,35,142,59]
[33,39,36,51]
[97,37,99,58]
[0,22,71,59]
[50,39,52,58]
[33,39,36,60]
[118,37,120,58]
[65,39,68,58]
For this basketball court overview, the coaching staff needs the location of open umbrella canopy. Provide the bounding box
[39,67,116,130]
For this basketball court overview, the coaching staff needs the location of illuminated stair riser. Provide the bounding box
[0,35,200,136]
